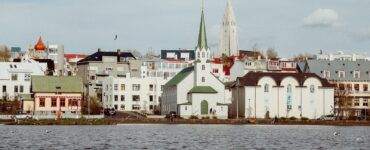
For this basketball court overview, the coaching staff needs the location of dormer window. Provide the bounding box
[354,70,360,78]
[323,70,330,78]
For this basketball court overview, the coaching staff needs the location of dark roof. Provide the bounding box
[237,72,334,87]
[165,66,194,87]
[78,50,135,64]
[160,49,195,60]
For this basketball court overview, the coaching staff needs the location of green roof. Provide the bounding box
[197,9,208,50]
[31,76,83,93]
[189,86,217,93]
[165,66,194,87]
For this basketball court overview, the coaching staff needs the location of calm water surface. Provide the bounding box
[0,125,369,149]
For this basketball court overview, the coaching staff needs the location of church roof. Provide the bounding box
[189,86,218,93]
[196,8,208,50]
[34,36,46,51]
[165,66,194,87]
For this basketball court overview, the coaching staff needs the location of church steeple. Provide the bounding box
[197,0,208,50]
[219,0,238,56]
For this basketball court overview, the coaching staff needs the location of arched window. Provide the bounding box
[202,52,205,58]
[264,84,269,92]
[310,85,315,93]
[197,52,200,58]
[287,84,292,93]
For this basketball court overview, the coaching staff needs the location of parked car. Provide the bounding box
[104,108,117,116]
[317,115,335,121]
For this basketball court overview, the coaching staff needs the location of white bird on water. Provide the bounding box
[333,131,340,136]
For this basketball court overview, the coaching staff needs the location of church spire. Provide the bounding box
[197,0,208,50]
[219,0,238,56]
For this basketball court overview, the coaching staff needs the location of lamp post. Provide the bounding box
[236,78,239,119]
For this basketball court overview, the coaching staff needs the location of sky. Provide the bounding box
[0,0,370,57]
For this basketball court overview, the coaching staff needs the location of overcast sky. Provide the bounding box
[0,0,370,57]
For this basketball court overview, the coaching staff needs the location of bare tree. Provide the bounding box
[293,53,313,61]
[0,45,11,62]
[334,84,353,120]
[266,47,278,59]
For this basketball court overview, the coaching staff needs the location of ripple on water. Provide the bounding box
[0,125,369,149]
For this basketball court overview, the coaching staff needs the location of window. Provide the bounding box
[90,75,96,80]
[2,85,6,92]
[51,98,57,107]
[114,95,118,101]
[354,70,360,78]
[354,99,360,106]
[149,105,154,110]
[71,99,78,107]
[60,98,66,107]
[133,95,140,101]
[363,99,368,106]
[11,74,18,81]
[202,77,205,82]
[202,52,205,58]
[160,85,164,91]
[133,84,140,91]
[346,84,352,91]
[149,84,154,91]
[14,86,18,93]
[121,84,125,91]
[310,85,315,93]
[338,71,345,78]
[149,95,154,102]
[323,70,330,78]
[264,84,269,92]
[114,84,118,91]
[120,95,125,101]
[39,98,45,107]
[132,105,140,110]
[202,65,205,70]
[213,69,219,73]
[114,105,118,110]
[287,84,292,93]
[364,84,368,92]
[19,85,24,93]
[197,52,200,58]
[120,105,125,110]
[24,74,31,81]
[354,84,360,91]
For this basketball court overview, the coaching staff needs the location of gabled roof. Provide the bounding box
[237,72,334,87]
[189,86,218,93]
[77,50,135,64]
[32,76,83,93]
[165,66,194,87]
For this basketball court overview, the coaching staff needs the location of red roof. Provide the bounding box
[64,53,87,60]
[34,36,46,51]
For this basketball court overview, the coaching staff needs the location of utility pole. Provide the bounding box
[236,78,239,119]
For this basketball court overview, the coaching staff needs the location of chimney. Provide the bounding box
[97,48,101,52]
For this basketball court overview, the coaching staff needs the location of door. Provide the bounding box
[201,100,208,115]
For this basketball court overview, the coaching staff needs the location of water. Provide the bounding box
[0,125,369,149]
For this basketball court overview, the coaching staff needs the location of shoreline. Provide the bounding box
[2,118,370,126]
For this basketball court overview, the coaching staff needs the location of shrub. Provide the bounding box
[189,115,198,119]
[212,116,218,119]
[279,117,287,121]
[301,117,309,121]
[289,116,297,120]
[201,116,210,119]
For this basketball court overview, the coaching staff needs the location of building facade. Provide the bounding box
[102,76,166,114]
[0,60,46,101]
[161,6,229,119]
[230,72,334,119]
[301,59,370,118]
[30,76,83,118]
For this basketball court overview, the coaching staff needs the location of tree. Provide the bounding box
[0,45,10,62]
[266,47,278,59]
[293,53,313,61]
[81,97,103,115]
[334,84,353,120]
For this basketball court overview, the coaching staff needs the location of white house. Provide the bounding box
[161,6,229,119]
[102,75,167,114]
[230,72,335,119]
[0,59,46,101]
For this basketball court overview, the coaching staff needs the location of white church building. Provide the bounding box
[161,5,229,119]
[230,72,335,119]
